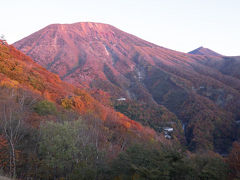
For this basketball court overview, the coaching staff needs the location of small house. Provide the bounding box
[117,97,126,101]
[163,127,173,132]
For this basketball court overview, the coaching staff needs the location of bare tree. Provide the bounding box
[0,88,35,177]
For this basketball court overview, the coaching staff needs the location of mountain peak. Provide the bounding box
[43,22,116,34]
[189,46,223,57]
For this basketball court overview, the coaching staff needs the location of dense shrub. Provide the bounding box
[109,144,229,180]
[33,100,57,115]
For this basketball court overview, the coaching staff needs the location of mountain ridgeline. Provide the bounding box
[188,46,223,57]
[14,22,240,153]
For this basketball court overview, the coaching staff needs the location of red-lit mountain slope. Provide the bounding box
[0,40,160,139]
[13,22,240,152]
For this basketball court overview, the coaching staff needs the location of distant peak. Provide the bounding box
[189,46,223,57]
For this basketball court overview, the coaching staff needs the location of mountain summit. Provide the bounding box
[189,46,223,57]
[13,22,162,87]
[13,22,240,152]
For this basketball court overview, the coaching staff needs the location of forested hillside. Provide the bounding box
[1,36,240,180]
[13,22,240,153]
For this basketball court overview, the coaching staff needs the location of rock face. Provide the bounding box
[189,46,223,57]
[13,22,240,152]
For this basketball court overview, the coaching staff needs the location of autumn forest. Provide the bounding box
[0,21,240,180]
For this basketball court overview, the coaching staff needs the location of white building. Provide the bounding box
[163,127,173,132]
[117,97,126,101]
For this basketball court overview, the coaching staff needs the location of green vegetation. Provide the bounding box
[110,145,229,180]
[33,100,57,115]
[39,121,79,179]
[38,119,109,179]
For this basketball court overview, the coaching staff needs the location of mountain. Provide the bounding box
[14,22,166,91]
[1,40,175,179]
[13,22,240,153]
[0,40,159,137]
[189,47,240,80]
[201,55,240,80]
[189,46,223,57]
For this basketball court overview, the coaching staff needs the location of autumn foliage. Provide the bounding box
[0,29,239,179]
[0,43,150,132]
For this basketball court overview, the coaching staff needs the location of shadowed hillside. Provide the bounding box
[189,46,223,57]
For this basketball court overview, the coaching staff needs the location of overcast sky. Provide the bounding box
[1,0,239,56]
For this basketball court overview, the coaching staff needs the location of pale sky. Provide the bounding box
[1,0,240,56]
